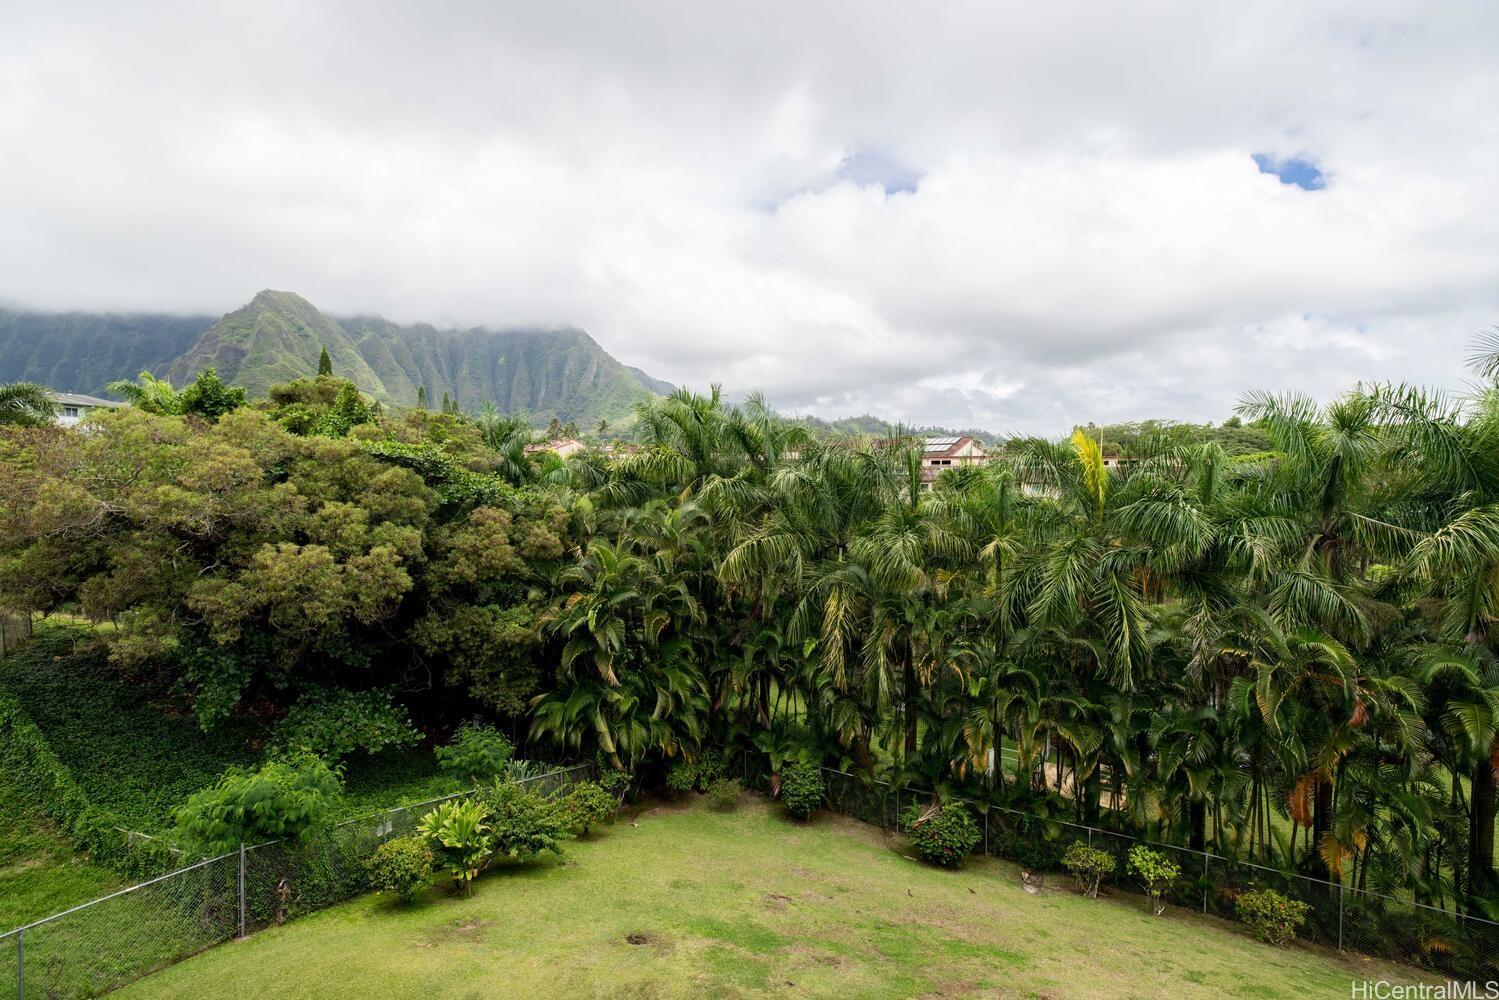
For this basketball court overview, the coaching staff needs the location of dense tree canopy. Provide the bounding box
[9,351,1499,916]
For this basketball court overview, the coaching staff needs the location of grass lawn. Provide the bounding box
[119,795,1426,999]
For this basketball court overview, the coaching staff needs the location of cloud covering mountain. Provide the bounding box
[2,1,1496,433]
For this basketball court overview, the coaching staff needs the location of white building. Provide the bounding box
[50,392,125,427]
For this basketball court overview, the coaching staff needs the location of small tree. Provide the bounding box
[1236,888,1311,946]
[1128,845,1180,916]
[317,345,333,377]
[417,798,492,894]
[562,781,618,835]
[904,801,980,868]
[436,724,515,785]
[174,754,342,854]
[779,761,824,821]
[1061,842,1116,898]
[365,836,433,903]
[481,779,572,861]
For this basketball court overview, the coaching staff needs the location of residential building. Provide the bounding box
[524,438,586,459]
[921,435,989,484]
[50,392,125,427]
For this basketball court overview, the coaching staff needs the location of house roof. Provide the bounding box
[523,438,584,455]
[50,392,124,409]
[922,435,975,458]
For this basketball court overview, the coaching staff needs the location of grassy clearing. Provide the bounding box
[121,795,1426,999]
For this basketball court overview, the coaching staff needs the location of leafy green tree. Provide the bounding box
[174,755,343,854]
[318,345,333,377]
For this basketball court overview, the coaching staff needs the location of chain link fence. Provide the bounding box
[0,762,593,999]
[741,751,1499,982]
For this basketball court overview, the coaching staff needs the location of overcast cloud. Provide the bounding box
[2,1,1496,433]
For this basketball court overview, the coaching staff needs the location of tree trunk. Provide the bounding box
[902,641,918,758]
[1470,742,1497,901]
[1310,776,1333,877]
[1188,797,1206,851]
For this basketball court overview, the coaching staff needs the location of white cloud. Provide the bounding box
[1,0,1497,434]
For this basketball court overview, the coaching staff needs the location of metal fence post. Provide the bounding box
[17,927,23,1000]
[238,843,246,938]
[1202,853,1209,914]
[1338,884,1344,952]
[983,808,989,855]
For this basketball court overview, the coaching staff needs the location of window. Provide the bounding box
[62,406,79,418]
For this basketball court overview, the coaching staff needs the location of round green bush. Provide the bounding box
[365,836,434,903]
[779,761,824,821]
[707,777,741,812]
[1127,845,1181,916]
[1236,888,1311,946]
[904,801,980,867]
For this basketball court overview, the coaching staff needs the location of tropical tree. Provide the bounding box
[0,382,55,426]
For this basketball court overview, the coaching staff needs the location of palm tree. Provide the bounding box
[0,382,55,426]
[107,370,182,415]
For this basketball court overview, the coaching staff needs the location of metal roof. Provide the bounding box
[50,392,124,408]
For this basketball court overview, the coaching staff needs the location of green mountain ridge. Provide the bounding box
[0,291,669,426]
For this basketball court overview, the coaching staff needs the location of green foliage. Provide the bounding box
[318,345,333,378]
[0,382,56,426]
[178,368,246,420]
[665,761,699,797]
[779,761,824,821]
[707,778,741,812]
[435,725,515,785]
[1127,846,1181,916]
[562,780,618,833]
[1235,888,1311,946]
[364,835,433,903]
[1061,842,1116,897]
[479,778,572,862]
[596,766,631,803]
[416,798,492,893]
[174,754,343,855]
[0,622,259,833]
[272,687,419,761]
[904,801,980,868]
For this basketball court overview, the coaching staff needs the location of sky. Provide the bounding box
[2,1,1497,435]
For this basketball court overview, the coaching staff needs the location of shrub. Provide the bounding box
[1061,842,1116,897]
[1236,888,1311,946]
[562,781,618,834]
[1127,845,1180,916]
[692,750,727,791]
[271,687,419,761]
[665,761,699,797]
[417,798,492,893]
[174,754,343,854]
[904,801,981,867]
[435,725,515,785]
[707,778,741,812]
[365,836,434,903]
[480,778,572,861]
[779,761,824,821]
[596,767,631,803]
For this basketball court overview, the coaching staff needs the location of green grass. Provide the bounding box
[119,796,1427,999]
[0,774,120,931]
